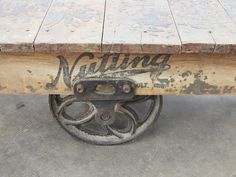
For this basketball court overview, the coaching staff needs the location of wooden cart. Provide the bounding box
[1,0,236,145]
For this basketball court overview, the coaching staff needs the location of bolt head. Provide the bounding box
[77,84,84,93]
[100,112,111,121]
[123,84,131,93]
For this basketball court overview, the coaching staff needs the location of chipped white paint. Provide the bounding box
[168,0,236,53]
[102,0,181,54]
[34,0,105,53]
[0,0,52,52]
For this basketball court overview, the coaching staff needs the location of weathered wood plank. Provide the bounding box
[168,0,236,53]
[2,0,236,55]
[102,0,181,54]
[0,53,235,95]
[34,0,105,53]
[218,0,236,25]
[0,0,52,52]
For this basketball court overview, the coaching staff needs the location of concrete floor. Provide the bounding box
[0,95,235,177]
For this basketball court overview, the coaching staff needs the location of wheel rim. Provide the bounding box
[49,95,162,145]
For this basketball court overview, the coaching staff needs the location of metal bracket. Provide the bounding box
[73,78,135,101]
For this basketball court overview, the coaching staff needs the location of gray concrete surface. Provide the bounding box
[0,95,235,177]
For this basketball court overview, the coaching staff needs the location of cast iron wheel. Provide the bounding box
[49,95,162,145]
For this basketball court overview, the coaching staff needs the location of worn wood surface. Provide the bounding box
[218,0,236,25]
[0,53,235,95]
[168,0,236,53]
[34,0,105,53]
[102,0,181,54]
[1,0,236,54]
[0,0,52,52]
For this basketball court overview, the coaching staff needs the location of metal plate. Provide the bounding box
[73,78,135,101]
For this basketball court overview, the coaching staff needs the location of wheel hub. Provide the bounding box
[95,111,115,126]
[48,78,163,145]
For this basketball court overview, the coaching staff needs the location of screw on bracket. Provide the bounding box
[77,84,84,93]
[123,84,131,93]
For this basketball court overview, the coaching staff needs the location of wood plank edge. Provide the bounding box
[0,43,34,53]
[102,43,181,54]
[34,43,102,53]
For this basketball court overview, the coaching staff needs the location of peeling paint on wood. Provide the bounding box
[0,53,235,96]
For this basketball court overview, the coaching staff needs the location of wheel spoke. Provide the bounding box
[55,96,97,125]
[59,107,97,125]
[107,104,138,139]
[49,94,162,145]
[107,122,135,139]
[56,96,77,114]
[117,104,138,126]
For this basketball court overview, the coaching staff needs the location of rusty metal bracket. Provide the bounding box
[73,78,136,101]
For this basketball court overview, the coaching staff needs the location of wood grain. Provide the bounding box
[0,0,52,52]
[168,0,236,53]
[218,0,236,26]
[0,53,235,96]
[2,0,236,54]
[102,0,181,54]
[34,0,105,53]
